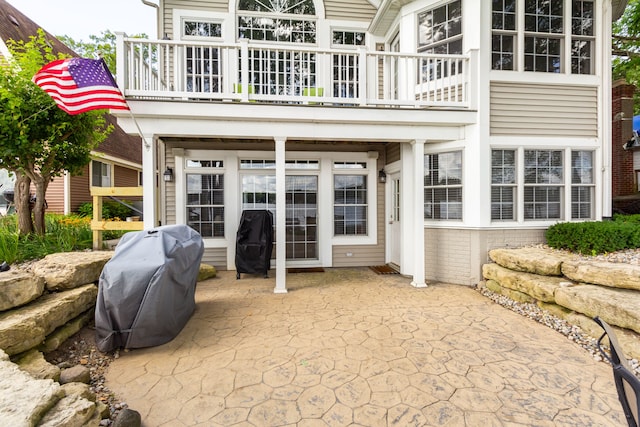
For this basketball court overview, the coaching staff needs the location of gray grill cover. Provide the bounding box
[95,224,204,352]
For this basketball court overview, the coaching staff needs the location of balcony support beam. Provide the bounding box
[274,136,288,294]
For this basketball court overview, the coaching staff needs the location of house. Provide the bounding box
[112,0,628,292]
[612,80,640,212]
[0,0,142,215]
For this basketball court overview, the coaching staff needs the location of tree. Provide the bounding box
[0,29,112,235]
[57,31,148,75]
[613,0,640,114]
[58,31,117,74]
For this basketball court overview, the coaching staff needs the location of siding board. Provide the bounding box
[490,82,598,137]
[324,0,376,21]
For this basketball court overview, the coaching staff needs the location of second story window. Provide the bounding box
[418,0,463,54]
[332,30,366,47]
[237,0,317,43]
[184,20,222,38]
[492,0,595,74]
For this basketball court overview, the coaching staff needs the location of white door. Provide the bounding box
[388,172,401,267]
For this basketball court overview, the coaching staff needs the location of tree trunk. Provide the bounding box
[32,176,48,235]
[14,173,33,235]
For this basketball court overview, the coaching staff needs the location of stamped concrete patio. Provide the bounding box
[105,268,625,426]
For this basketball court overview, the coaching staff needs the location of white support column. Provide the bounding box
[142,136,158,230]
[411,140,427,288]
[274,137,288,294]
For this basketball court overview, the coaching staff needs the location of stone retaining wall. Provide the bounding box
[0,250,218,426]
[482,247,640,360]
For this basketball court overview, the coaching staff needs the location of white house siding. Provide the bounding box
[163,0,228,38]
[490,82,598,137]
[324,0,377,21]
[424,227,547,286]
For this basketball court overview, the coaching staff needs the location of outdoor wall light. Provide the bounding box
[378,169,387,183]
[163,167,173,182]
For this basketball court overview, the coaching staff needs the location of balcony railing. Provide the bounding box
[116,34,475,109]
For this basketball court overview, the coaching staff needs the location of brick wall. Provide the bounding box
[612,81,636,198]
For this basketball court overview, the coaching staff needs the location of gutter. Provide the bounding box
[140,0,161,39]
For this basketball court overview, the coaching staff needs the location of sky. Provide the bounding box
[6,0,158,41]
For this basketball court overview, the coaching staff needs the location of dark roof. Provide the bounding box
[0,0,75,57]
[0,0,142,165]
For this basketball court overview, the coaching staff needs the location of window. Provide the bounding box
[237,0,316,43]
[492,0,595,74]
[332,30,365,47]
[186,46,221,93]
[524,0,563,73]
[183,20,222,38]
[492,0,516,70]
[334,175,367,235]
[91,161,111,187]
[571,0,595,74]
[186,160,225,237]
[418,1,462,55]
[491,150,516,220]
[524,150,563,219]
[571,150,594,219]
[424,151,462,220]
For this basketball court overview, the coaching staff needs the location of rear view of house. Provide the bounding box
[112,0,627,291]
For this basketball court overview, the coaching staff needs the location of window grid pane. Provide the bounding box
[186,174,224,237]
[424,151,463,220]
[334,175,367,235]
[491,149,516,220]
[571,150,594,219]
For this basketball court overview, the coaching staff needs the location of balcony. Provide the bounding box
[116,34,476,110]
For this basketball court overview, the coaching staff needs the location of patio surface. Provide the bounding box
[105,268,625,426]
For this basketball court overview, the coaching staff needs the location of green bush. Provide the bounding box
[77,200,133,220]
[546,218,640,255]
[0,214,94,264]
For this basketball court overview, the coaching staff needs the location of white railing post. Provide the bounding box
[240,39,250,102]
[115,32,127,94]
[357,46,367,106]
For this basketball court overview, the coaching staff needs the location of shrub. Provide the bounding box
[0,213,94,264]
[546,219,640,255]
[77,200,133,220]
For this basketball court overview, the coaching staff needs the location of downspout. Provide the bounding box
[140,0,161,39]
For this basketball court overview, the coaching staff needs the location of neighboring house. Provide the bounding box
[112,0,627,291]
[612,80,640,212]
[0,0,142,215]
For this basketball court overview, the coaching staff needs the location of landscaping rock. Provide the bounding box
[36,393,96,427]
[0,269,45,311]
[13,349,61,381]
[113,408,142,427]
[483,279,535,303]
[488,247,574,276]
[198,263,217,281]
[562,260,640,291]
[32,251,113,291]
[60,365,91,384]
[0,349,63,427]
[61,382,96,402]
[555,284,640,335]
[0,284,98,356]
[482,263,565,302]
[39,309,94,353]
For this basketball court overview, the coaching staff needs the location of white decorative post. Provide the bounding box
[274,137,288,294]
[411,139,427,288]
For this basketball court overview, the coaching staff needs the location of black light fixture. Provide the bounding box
[378,169,387,183]
[163,167,173,182]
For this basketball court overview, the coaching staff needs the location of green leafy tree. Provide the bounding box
[58,31,117,73]
[0,29,112,235]
[57,31,148,75]
[613,0,640,114]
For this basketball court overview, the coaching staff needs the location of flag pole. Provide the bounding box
[126,107,151,150]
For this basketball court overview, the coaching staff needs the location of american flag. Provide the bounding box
[33,58,129,115]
